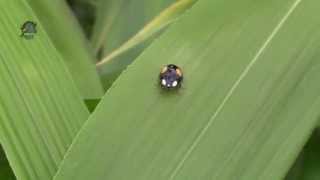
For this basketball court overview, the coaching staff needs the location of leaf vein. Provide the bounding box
[168,0,303,179]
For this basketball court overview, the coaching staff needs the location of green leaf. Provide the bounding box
[67,0,97,37]
[0,0,90,179]
[96,0,198,67]
[54,0,320,179]
[91,0,176,89]
[68,0,98,7]
[25,0,104,99]
[84,99,101,113]
[286,130,320,180]
[285,152,304,180]
[91,0,175,54]
[0,146,15,180]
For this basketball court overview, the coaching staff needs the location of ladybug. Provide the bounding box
[20,21,37,39]
[159,64,183,89]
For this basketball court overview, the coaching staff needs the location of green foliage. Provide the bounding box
[0,146,15,180]
[0,0,89,179]
[26,0,104,98]
[0,0,320,179]
[91,0,174,54]
[54,0,320,179]
[96,0,197,89]
[92,0,177,89]
[286,130,320,180]
[84,99,101,113]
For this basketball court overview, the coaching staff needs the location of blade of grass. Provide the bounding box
[0,0,90,179]
[90,0,177,89]
[26,0,104,99]
[90,0,125,53]
[54,0,320,179]
[96,0,197,67]
[91,0,174,55]
[94,0,196,89]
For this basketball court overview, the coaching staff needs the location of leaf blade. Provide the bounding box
[92,0,177,89]
[0,0,90,179]
[96,0,198,67]
[54,0,320,179]
[0,146,15,180]
[26,0,104,98]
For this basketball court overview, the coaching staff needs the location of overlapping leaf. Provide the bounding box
[0,0,90,179]
[91,0,176,89]
[0,146,14,180]
[26,0,104,98]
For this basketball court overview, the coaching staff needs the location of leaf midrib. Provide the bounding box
[167,0,303,179]
[51,0,303,179]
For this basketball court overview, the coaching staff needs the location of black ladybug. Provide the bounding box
[21,21,37,39]
[159,64,183,89]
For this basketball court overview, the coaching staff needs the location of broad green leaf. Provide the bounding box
[286,130,320,180]
[91,0,176,89]
[0,146,15,180]
[285,149,305,180]
[0,0,89,179]
[54,0,320,179]
[25,0,104,99]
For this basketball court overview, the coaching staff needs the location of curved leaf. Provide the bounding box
[54,0,320,179]
[96,0,198,67]
[91,0,176,89]
[91,0,174,54]
[26,0,104,99]
[0,0,90,179]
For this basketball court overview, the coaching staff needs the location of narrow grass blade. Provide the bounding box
[91,0,176,89]
[54,0,320,179]
[26,0,104,98]
[96,0,198,67]
[91,0,174,54]
[0,0,90,179]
